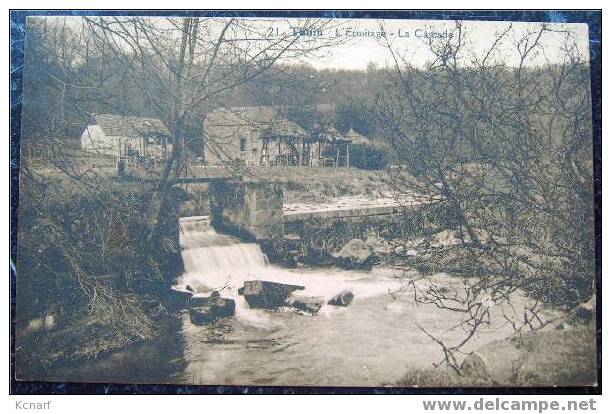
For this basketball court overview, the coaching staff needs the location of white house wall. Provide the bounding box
[81,125,117,156]
[81,125,172,159]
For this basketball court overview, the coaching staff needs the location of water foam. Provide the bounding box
[174,216,404,328]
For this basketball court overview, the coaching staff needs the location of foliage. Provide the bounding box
[348,143,390,170]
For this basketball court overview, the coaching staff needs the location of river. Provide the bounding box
[165,216,551,387]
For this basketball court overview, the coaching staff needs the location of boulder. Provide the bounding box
[184,282,209,293]
[283,233,302,250]
[238,280,305,309]
[44,314,57,331]
[284,233,301,241]
[365,236,392,255]
[460,352,489,379]
[365,236,391,256]
[428,229,463,249]
[327,290,354,307]
[286,295,325,314]
[166,288,193,310]
[332,239,373,268]
[460,337,523,384]
[189,293,236,325]
[190,293,223,307]
[393,245,406,255]
[26,318,44,333]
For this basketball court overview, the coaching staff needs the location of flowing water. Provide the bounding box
[168,217,557,387]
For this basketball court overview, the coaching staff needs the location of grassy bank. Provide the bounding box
[15,172,188,380]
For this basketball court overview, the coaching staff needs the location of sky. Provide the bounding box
[41,15,590,71]
[243,18,590,70]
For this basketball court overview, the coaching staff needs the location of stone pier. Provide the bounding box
[210,180,284,241]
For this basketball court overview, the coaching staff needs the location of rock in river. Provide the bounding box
[327,290,354,307]
[286,295,325,314]
[189,292,236,325]
[238,280,305,309]
[365,236,391,256]
[166,288,193,310]
[332,238,373,268]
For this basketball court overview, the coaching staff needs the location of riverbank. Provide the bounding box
[14,167,398,380]
[394,319,597,387]
[14,173,188,381]
[15,167,596,387]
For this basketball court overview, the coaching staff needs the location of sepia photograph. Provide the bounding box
[10,9,600,392]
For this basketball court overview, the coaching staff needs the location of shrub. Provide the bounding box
[15,173,187,373]
[349,143,390,170]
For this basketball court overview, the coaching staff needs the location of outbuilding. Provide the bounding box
[80,114,172,159]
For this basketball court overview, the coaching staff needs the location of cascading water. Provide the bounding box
[173,216,273,327]
[177,216,268,289]
[165,216,560,385]
[173,216,407,328]
[40,220,567,386]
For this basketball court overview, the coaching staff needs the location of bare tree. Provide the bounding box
[374,21,594,372]
[73,16,342,237]
[16,16,343,357]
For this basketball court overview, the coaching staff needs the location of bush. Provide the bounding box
[349,143,390,170]
[393,322,597,387]
[15,173,187,375]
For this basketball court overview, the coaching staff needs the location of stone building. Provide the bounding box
[202,106,364,167]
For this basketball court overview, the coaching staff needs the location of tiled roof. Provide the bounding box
[204,104,336,137]
[93,114,171,138]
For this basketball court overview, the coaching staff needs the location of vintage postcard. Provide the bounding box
[12,11,599,390]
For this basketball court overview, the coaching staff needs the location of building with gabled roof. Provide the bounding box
[203,105,363,168]
[80,114,172,159]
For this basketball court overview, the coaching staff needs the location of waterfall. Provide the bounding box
[177,217,268,291]
[174,216,278,328]
[173,216,405,328]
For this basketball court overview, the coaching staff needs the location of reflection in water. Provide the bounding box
[170,217,556,386]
